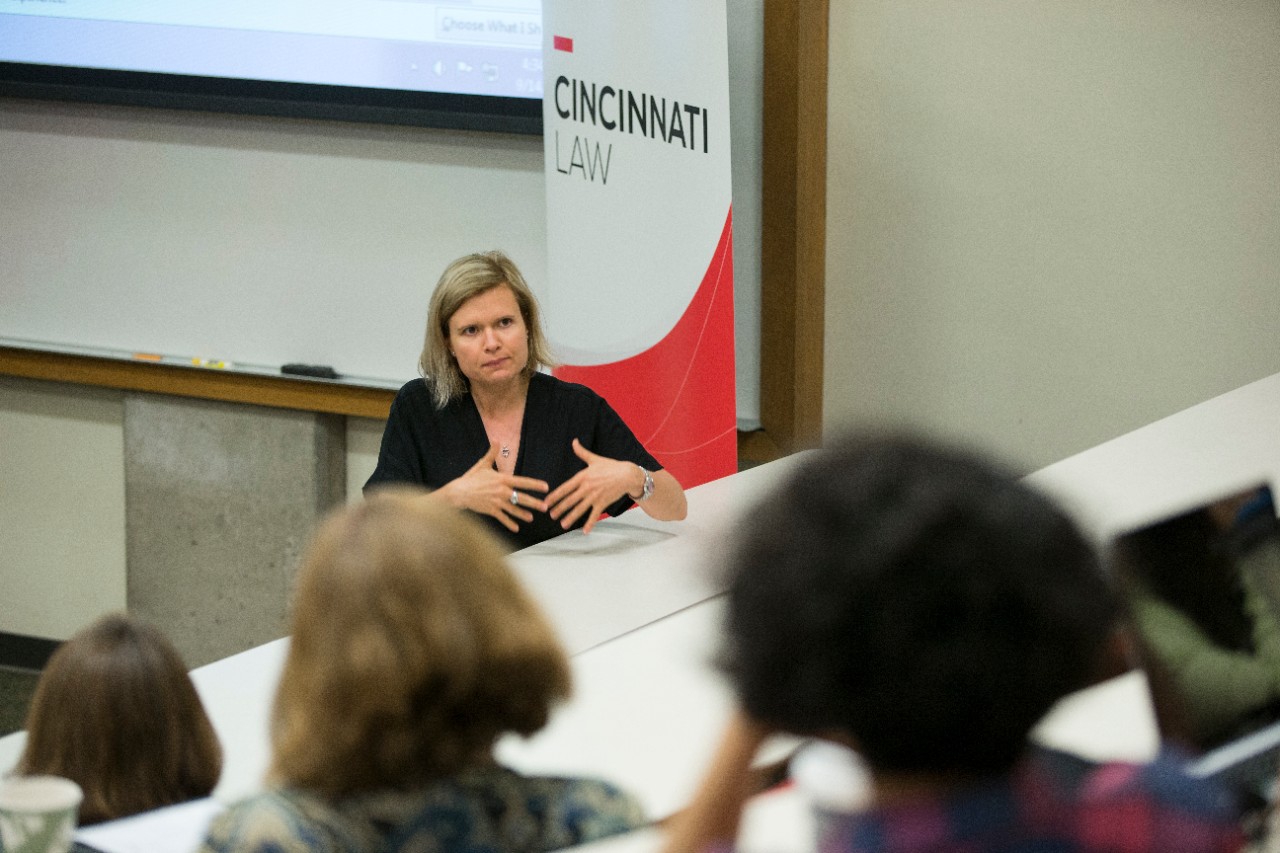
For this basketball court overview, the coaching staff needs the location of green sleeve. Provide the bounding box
[1131,581,1280,743]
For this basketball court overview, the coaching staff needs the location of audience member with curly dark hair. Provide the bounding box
[664,433,1245,853]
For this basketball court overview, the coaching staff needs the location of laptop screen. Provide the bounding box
[1111,483,1280,792]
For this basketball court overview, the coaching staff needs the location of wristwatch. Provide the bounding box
[634,465,655,502]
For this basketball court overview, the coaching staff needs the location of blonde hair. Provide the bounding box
[418,250,557,409]
[18,614,222,825]
[269,488,571,797]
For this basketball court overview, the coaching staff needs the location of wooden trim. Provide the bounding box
[737,428,783,469]
[759,0,828,454]
[3,348,789,485]
[0,347,396,419]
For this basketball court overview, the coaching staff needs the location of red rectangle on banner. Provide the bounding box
[553,35,574,52]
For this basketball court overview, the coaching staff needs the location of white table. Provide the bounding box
[154,454,817,807]
[0,454,817,852]
[496,595,801,821]
[507,453,813,658]
[6,370,1280,848]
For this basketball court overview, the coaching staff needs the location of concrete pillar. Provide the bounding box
[124,393,345,667]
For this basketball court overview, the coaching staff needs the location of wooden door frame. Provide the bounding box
[751,0,828,463]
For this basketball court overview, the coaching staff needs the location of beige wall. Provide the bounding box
[824,1,1280,471]
[0,374,386,642]
[346,417,385,504]
[0,378,127,639]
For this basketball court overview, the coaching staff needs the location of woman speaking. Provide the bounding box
[365,251,687,550]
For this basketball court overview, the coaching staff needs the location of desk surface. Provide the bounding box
[114,454,815,809]
[495,595,801,821]
[0,453,815,805]
[508,452,813,657]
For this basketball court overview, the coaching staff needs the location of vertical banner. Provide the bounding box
[542,1,736,489]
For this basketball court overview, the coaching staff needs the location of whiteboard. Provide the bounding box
[0,0,764,416]
[0,104,548,387]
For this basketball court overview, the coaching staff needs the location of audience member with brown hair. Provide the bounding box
[200,487,644,853]
[17,612,222,826]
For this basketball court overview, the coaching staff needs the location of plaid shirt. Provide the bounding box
[817,747,1245,853]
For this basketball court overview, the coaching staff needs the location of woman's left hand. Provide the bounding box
[547,438,643,534]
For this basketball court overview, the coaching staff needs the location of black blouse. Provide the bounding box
[364,372,661,551]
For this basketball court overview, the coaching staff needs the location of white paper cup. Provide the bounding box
[789,740,872,849]
[0,775,83,853]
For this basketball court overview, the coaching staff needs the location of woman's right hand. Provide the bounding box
[436,445,549,532]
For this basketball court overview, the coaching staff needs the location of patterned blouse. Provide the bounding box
[198,764,646,853]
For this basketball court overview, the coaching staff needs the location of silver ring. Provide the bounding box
[510,489,520,506]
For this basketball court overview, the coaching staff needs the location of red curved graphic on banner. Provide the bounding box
[554,209,736,489]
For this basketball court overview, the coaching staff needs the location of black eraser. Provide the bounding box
[282,363,340,379]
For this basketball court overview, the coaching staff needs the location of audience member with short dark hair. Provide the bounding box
[664,434,1245,853]
[17,612,223,826]
[199,488,644,853]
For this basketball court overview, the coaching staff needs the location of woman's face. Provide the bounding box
[447,284,529,390]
